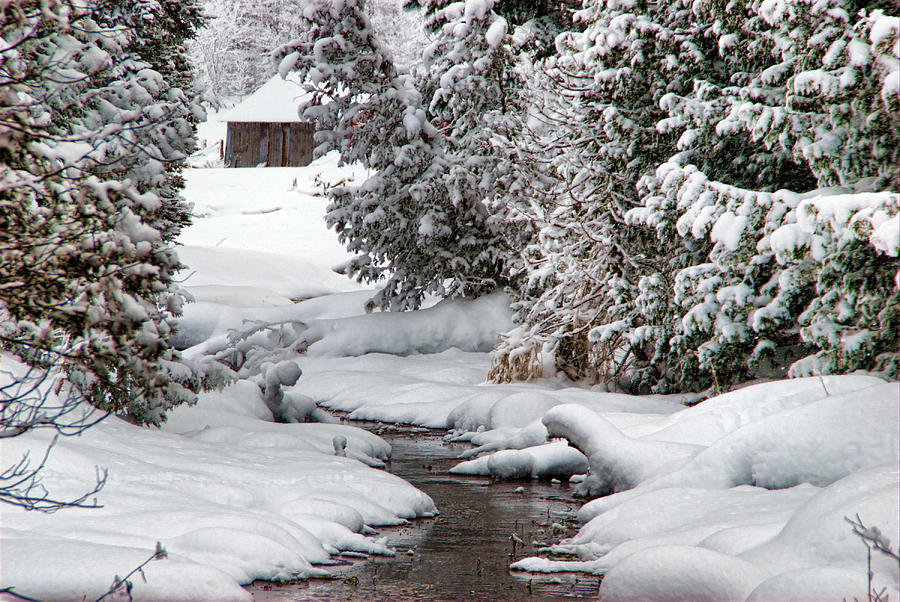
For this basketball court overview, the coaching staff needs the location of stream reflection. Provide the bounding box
[247,429,600,600]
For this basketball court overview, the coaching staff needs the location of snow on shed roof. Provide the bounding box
[220,74,313,123]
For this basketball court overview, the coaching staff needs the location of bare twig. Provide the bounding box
[1,361,109,512]
[94,542,168,602]
[845,514,900,602]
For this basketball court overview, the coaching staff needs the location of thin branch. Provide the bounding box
[94,542,168,602]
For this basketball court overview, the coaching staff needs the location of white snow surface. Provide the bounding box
[1,362,436,602]
[178,244,360,303]
[295,351,681,429]
[173,152,375,348]
[510,377,899,601]
[4,109,898,601]
[298,292,514,357]
[449,440,588,480]
[178,153,367,277]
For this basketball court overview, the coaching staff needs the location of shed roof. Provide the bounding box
[221,74,313,123]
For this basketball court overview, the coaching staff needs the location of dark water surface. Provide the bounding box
[246,428,600,600]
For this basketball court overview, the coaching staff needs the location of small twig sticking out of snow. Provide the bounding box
[510,532,525,558]
[94,542,168,602]
[818,373,831,397]
[845,514,899,602]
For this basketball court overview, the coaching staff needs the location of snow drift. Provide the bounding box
[509,376,899,602]
[1,372,435,602]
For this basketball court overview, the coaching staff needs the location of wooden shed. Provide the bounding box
[223,75,315,168]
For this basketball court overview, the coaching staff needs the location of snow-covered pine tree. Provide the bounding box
[96,0,204,94]
[277,0,526,310]
[627,0,899,386]
[619,0,821,390]
[0,0,218,425]
[754,3,899,377]
[92,0,205,240]
[491,0,713,390]
[417,0,536,293]
[492,0,897,391]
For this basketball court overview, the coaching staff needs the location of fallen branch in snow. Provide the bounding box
[0,586,41,601]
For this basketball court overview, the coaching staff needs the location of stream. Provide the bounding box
[246,426,600,600]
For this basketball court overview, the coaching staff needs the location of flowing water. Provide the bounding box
[246,426,600,600]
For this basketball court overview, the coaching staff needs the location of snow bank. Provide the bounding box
[634,375,885,446]
[536,375,888,499]
[600,545,770,601]
[568,380,898,510]
[521,484,818,571]
[742,464,899,587]
[176,290,374,351]
[594,465,900,601]
[299,292,515,357]
[297,350,495,427]
[178,245,361,303]
[296,350,681,430]
[449,440,588,480]
[4,539,251,602]
[509,377,899,602]
[1,375,435,601]
[180,291,512,380]
[543,404,700,495]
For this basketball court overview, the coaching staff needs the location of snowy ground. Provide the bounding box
[0,153,423,602]
[2,135,898,600]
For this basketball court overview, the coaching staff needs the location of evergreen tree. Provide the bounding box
[492,0,711,389]
[0,0,222,425]
[278,0,528,310]
[92,0,206,240]
[637,1,899,384]
[492,0,899,391]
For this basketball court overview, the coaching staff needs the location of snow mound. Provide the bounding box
[299,292,515,357]
[178,245,360,304]
[449,440,588,480]
[296,351,682,429]
[2,376,435,601]
[537,376,892,500]
[599,545,769,601]
[176,290,376,352]
[747,567,897,602]
[637,375,885,446]
[510,377,899,602]
[571,381,898,509]
[4,539,252,602]
[592,465,900,601]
